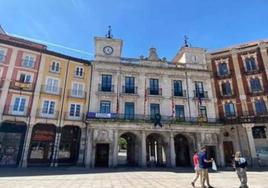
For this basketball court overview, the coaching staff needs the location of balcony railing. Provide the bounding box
[147,88,162,96]
[41,85,62,95]
[98,84,114,92]
[36,109,59,119]
[220,92,236,99]
[248,88,265,96]
[68,89,86,99]
[3,105,30,117]
[216,70,232,79]
[122,86,138,94]
[9,80,34,91]
[193,90,209,99]
[64,112,85,121]
[243,68,261,75]
[173,89,186,97]
[86,112,221,125]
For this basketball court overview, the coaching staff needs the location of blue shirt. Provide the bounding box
[198,151,208,169]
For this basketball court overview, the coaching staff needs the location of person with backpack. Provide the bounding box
[234,151,249,188]
[191,150,200,187]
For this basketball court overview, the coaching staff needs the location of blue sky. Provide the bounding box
[0,0,268,60]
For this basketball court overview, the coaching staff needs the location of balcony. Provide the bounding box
[173,89,187,98]
[243,68,261,75]
[41,85,62,95]
[9,80,34,91]
[98,84,114,93]
[121,86,138,95]
[193,90,209,99]
[64,112,85,121]
[219,92,236,99]
[248,88,265,96]
[49,66,61,74]
[36,109,59,119]
[68,89,86,99]
[147,88,162,96]
[215,70,232,79]
[86,112,221,125]
[3,105,30,117]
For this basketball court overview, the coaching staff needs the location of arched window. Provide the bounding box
[218,63,229,76]
[255,99,267,115]
[245,57,257,72]
[75,66,84,78]
[224,102,236,117]
[250,78,262,92]
[51,61,60,72]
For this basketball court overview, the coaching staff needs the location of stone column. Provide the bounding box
[169,132,176,168]
[20,124,34,167]
[242,123,257,167]
[218,134,225,167]
[51,127,62,167]
[112,129,118,167]
[85,128,92,168]
[140,131,146,167]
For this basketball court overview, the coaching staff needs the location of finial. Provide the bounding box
[105,25,113,39]
[184,35,189,47]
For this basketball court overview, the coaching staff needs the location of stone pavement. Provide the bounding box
[0,168,268,188]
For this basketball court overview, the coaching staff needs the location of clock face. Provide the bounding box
[103,46,114,55]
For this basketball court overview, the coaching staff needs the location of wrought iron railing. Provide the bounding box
[98,84,114,92]
[193,90,209,99]
[122,86,138,94]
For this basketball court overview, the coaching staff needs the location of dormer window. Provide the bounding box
[245,57,257,72]
[218,63,229,76]
[51,61,60,73]
[22,55,35,68]
[75,66,84,78]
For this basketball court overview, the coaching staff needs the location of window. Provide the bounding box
[195,82,204,98]
[51,61,60,72]
[101,74,112,92]
[221,81,232,96]
[42,100,55,115]
[125,76,135,93]
[149,78,159,95]
[219,63,229,76]
[150,103,160,119]
[69,104,81,117]
[250,78,262,92]
[22,55,35,68]
[46,78,59,93]
[175,105,185,119]
[252,126,267,139]
[245,57,257,72]
[13,97,26,113]
[75,67,84,78]
[199,106,207,118]
[173,80,183,96]
[19,73,31,83]
[124,102,135,119]
[71,83,84,97]
[100,101,111,113]
[0,50,5,62]
[255,99,267,115]
[224,103,236,117]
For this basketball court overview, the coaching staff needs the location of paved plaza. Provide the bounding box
[0,168,268,188]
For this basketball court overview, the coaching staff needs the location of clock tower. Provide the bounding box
[94,26,123,62]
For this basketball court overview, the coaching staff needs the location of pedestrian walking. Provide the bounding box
[191,150,200,187]
[234,151,248,188]
[198,146,214,188]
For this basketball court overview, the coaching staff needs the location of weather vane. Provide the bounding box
[184,35,189,47]
[106,25,113,39]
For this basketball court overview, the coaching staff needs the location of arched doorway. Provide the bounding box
[0,121,27,167]
[174,134,190,167]
[28,124,56,166]
[146,133,166,167]
[118,132,138,166]
[58,126,81,165]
